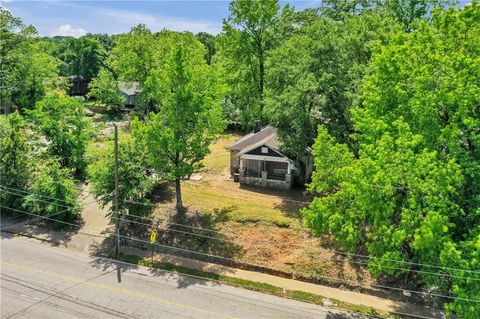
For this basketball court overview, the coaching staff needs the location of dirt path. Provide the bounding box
[66,184,111,253]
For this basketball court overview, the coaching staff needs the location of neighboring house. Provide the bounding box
[118,82,141,107]
[68,75,88,96]
[229,125,296,190]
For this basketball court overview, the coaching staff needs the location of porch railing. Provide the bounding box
[267,172,286,181]
[244,169,261,178]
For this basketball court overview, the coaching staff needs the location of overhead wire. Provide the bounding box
[2,205,479,306]
[117,203,480,276]
[115,216,480,283]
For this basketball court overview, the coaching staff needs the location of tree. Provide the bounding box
[0,112,31,209]
[107,26,186,114]
[195,32,216,65]
[304,3,480,317]
[88,137,153,223]
[320,0,377,20]
[0,9,59,112]
[265,12,400,163]
[107,24,155,85]
[22,159,82,228]
[27,93,90,177]
[133,40,224,212]
[216,0,292,128]
[383,0,451,31]
[53,35,106,81]
[10,40,60,110]
[87,69,124,111]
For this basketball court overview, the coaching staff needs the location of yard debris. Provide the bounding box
[189,174,204,181]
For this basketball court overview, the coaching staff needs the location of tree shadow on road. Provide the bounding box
[0,215,83,247]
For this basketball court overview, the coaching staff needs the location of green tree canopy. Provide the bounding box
[88,136,154,223]
[304,3,480,317]
[265,11,400,163]
[1,9,60,111]
[27,93,90,177]
[22,159,82,228]
[87,68,124,110]
[108,24,155,85]
[215,0,293,128]
[133,38,224,212]
[195,32,216,65]
[53,35,106,81]
[0,112,31,209]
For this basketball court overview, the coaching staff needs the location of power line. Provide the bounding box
[119,209,224,235]
[116,217,228,242]
[3,205,479,306]
[117,205,480,276]
[0,205,81,228]
[1,185,77,206]
[116,216,480,283]
[1,188,72,209]
[0,187,101,211]
[119,233,480,304]
[1,207,72,231]
[0,205,111,235]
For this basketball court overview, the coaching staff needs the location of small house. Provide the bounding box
[229,126,295,190]
[68,75,88,96]
[118,82,141,107]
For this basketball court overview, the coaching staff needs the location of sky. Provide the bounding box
[1,0,323,37]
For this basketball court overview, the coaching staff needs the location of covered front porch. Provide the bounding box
[238,154,293,190]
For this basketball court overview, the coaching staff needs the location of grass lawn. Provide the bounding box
[147,134,373,286]
[182,134,305,228]
[87,125,374,287]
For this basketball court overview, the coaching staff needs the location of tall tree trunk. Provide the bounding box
[259,57,265,107]
[175,178,184,213]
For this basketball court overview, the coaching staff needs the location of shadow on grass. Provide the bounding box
[325,312,368,318]
[237,183,312,222]
[148,182,175,204]
[154,206,242,260]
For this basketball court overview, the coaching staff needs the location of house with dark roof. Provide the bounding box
[68,75,88,96]
[229,125,296,190]
[118,82,141,107]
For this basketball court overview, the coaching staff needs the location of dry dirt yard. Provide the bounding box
[151,134,374,287]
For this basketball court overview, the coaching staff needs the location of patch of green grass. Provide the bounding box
[117,253,399,318]
[183,185,299,228]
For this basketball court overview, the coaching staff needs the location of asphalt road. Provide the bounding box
[0,236,359,319]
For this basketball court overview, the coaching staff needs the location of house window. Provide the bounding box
[261,147,268,154]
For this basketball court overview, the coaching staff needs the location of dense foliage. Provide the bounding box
[0,8,60,111]
[52,35,106,81]
[87,68,124,110]
[132,36,224,212]
[216,0,293,128]
[265,11,400,162]
[303,4,480,318]
[88,136,153,222]
[22,159,82,228]
[27,93,90,177]
[0,113,31,208]
[2,1,479,316]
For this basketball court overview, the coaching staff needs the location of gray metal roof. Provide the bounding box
[230,125,279,152]
[118,82,141,96]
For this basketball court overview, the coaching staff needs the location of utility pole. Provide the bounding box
[114,124,120,258]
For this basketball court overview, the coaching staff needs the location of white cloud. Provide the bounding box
[95,7,222,35]
[51,24,86,37]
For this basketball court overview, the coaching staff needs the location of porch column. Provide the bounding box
[261,171,268,187]
[287,162,292,174]
[238,157,245,183]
